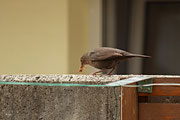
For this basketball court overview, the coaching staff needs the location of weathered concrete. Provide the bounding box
[0,75,180,120]
[0,75,124,120]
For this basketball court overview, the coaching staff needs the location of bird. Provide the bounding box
[79,47,150,75]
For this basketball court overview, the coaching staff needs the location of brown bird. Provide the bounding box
[79,47,150,75]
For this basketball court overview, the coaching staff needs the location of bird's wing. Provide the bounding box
[88,48,124,61]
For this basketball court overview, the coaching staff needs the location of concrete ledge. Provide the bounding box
[0,75,180,120]
[0,75,122,120]
[1,74,179,83]
[0,74,131,83]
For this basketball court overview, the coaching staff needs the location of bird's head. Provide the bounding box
[79,53,89,72]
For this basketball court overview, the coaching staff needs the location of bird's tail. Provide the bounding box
[129,54,151,58]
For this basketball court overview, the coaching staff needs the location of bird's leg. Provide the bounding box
[92,69,107,75]
[107,67,116,75]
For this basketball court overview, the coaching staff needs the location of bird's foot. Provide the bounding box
[107,73,112,75]
[91,69,107,75]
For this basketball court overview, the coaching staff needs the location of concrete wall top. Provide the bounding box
[0,74,180,83]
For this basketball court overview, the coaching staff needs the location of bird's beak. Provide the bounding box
[79,64,84,72]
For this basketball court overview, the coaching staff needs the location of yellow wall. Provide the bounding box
[0,0,69,74]
[68,0,89,74]
[0,0,101,74]
[68,0,102,74]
